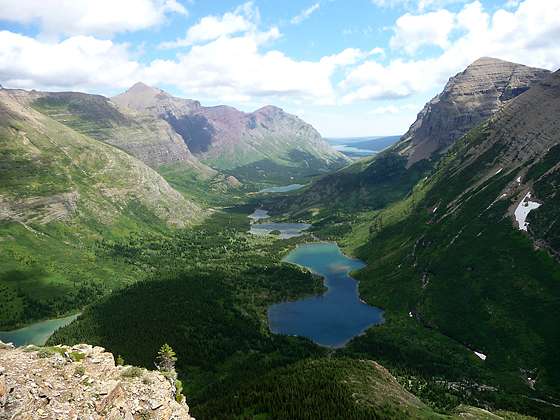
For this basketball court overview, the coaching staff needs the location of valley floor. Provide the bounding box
[41,204,550,419]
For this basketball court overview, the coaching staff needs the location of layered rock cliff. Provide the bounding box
[397,57,550,167]
[0,341,193,419]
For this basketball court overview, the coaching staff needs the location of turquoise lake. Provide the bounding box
[0,314,79,346]
[268,242,384,347]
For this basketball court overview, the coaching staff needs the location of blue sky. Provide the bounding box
[1,0,559,136]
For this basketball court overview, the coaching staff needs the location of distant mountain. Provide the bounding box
[274,58,550,214]
[0,87,203,328]
[113,83,348,182]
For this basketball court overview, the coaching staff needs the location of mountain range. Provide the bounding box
[112,82,348,180]
[273,57,550,215]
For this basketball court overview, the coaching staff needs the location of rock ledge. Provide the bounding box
[0,341,194,419]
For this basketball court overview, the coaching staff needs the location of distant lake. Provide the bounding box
[259,184,305,193]
[249,208,311,239]
[250,222,311,239]
[0,313,79,346]
[327,135,400,158]
[333,144,377,156]
[268,242,384,347]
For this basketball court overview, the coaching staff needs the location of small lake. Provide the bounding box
[248,208,271,222]
[333,144,377,156]
[248,208,311,239]
[258,184,305,193]
[268,242,384,347]
[0,314,79,347]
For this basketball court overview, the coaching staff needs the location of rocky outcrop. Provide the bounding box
[113,83,347,170]
[0,192,78,225]
[0,341,194,419]
[397,57,550,167]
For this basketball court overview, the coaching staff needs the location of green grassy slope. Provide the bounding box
[268,149,433,222]
[338,121,560,417]
[0,89,202,329]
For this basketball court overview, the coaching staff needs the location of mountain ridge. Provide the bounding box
[112,82,349,175]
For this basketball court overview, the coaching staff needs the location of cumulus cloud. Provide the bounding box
[291,3,320,25]
[342,0,560,103]
[160,2,259,49]
[143,40,364,104]
[0,31,139,90]
[390,10,455,54]
[0,0,187,37]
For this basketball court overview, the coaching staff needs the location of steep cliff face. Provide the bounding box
[113,83,348,172]
[0,342,194,419]
[397,57,550,167]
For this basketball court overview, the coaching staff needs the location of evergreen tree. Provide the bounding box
[156,343,177,372]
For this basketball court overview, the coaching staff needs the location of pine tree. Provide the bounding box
[156,343,177,372]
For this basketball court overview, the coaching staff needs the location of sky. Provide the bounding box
[0,0,559,137]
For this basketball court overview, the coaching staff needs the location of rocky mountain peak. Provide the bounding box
[0,341,194,419]
[112,83,200,115]
[253,105,284,115]
[125,82,165,96]
[397,57,550,167]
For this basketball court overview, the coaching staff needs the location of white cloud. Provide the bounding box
[0,0,187,37]
[160,2,258,49]
[144,39,363,104]
[291,3,320,25]
[0,31,139,90]
[390,10,455,54]
[342,0,560,103]
[0,1,370,104]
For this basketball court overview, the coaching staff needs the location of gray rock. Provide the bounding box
[396,57,550,167]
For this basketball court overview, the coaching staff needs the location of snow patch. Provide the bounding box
[514,192,542,231]
[474,351,487,361]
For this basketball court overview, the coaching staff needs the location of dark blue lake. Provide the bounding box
[268,242,384,347]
